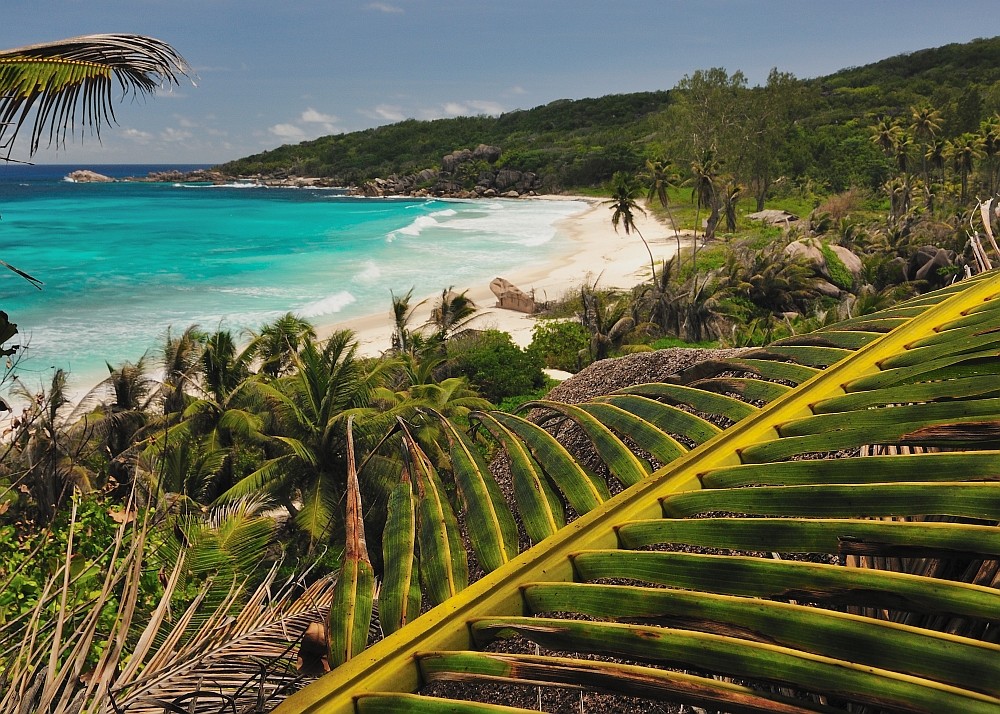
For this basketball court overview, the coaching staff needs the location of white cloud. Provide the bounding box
[506,85,527,95]
[467,100,504,115]
[301,108,337,124]
[122,128,152,143]
[175,115,197,128]
[161,128,193,142]
[367,2,403,13]
[269,123,308,142]
[422,100,506,120]
[363,104,406,122]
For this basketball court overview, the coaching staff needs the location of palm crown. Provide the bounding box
[0,34,190,160]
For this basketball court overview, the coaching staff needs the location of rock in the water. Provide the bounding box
[66,169,113,183]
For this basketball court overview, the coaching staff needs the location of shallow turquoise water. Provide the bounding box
[0,168,583,393]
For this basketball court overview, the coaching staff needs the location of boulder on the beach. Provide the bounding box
[747,209,799,225]
[490,277,535,314]
[66,169,113,183]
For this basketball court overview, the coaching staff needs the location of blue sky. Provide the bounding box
[2,1,996,165]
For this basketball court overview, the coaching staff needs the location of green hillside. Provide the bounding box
[219,36,1000,194]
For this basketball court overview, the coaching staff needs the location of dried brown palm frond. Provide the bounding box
[0,488,334,714]
[109,571,337,714]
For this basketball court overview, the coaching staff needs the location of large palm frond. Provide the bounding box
[281,270,1000,714]
[0,34,191,159]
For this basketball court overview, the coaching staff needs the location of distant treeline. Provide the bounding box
[218,36,1000,194]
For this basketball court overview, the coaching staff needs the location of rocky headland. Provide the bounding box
[351,144,542,199]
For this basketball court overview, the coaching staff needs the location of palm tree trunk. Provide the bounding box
[634,227,657,286]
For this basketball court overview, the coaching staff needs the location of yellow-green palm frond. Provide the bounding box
[0,33,191,158]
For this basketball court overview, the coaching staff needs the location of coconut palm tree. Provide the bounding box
[201,329,254,405]
[910,105,943,191]
[643,158,683,269]
[217,330,393,548]
[978,114,1000,196]
[428,288,479,343]
[390,288,427,355]
[689,149,721,271]
[947,132,985,204]
[606,171,656,285]
[5,370,95,523]
[870,116,901,156]
[160,325,206,415]
[0,34,190,161]
[248,313,318,379]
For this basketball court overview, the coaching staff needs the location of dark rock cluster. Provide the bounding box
[353,143,542,198]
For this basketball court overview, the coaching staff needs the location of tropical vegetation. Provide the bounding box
[4,31,1000,714]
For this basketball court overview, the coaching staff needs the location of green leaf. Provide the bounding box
[481,411,609,513]
[612,382,758,422]
[417,651,834,714]
[380,476,420,635]
[577,399,687,465]
[519,400,651,486]
[473,412,564,544]
[618,517,1000,558]
[328,418,375,667]
[771,330,883,350]
[844,348,1000,392]
[439,418,518,572]
[592,394,722,444]
[662,482,1000,520]
[701,451,1000,487]
[356,693,537,713]
[811,376,1000,413]
[403,428,468,605]
[741,345,854,367]
[689,377,791,403]
[522,582,1000,696]
[779,397,1000,437]
[571,550,1000,620]
[471,617,1000,714]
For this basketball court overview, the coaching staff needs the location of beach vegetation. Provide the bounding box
[9,33,1000,713]
[605,171,656,284]
[529,319,589,372]
[445,330,545,405]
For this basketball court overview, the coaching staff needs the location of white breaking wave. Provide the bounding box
[396,215,439,236]
[354,261,381,283]
[299,291,357,317]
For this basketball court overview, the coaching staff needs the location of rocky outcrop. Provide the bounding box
[66,169,113,183]
[785,237,862,292]
[906,245,958,287]
[490,277,535,314]
[353,144,542,199]
[747,209,799,226]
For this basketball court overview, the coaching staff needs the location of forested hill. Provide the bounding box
[218,91,672,190]
[218,36,1000,192]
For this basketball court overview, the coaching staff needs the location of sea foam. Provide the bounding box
[299,291,358,317]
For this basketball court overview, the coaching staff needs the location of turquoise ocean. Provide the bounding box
[0,165,585,395]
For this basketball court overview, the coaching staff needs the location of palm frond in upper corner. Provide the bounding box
[0,33,192,158]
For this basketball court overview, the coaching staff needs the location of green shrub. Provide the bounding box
[820,242,855,290]
[496,377,558,413]
[448,330,545,404]
[528,320,589,372]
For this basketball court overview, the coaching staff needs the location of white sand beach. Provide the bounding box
[322,197,692,356]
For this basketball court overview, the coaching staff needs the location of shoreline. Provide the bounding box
[318,196,692,357]
[47,195,689,405]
